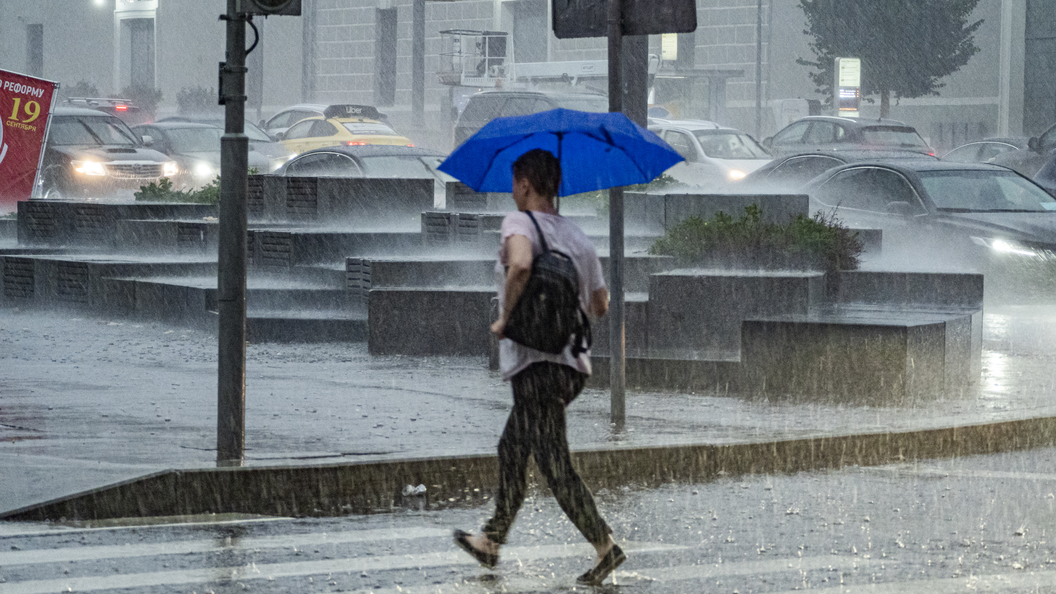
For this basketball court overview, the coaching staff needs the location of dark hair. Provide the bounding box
[512,149,561,199]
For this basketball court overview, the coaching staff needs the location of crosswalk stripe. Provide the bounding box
[319,555,883,594]
[0,541,683,594]
[870,465,1056,483]
[765,567,1056,593]
[0,515,290,539]
[0,527,452,567]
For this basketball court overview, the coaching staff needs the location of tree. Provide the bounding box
[797,0,983,118]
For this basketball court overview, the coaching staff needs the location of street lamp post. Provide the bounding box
[217,0,250,466]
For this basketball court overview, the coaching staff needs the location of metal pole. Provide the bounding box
[755,0,763,137]
[621,35,649,127]
[412,0,425,128]
[217,0,249,466]
[607,0,626,430]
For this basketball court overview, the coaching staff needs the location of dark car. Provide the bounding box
[989,123,1056,177]
[741,150,937,191]
[763,116,934,159]
[454,90,608,146]
[156,114,293,172]
[131,122,277,190]
[803,161,1056,283]
[274,144,453,207]
[941,137,1030,164]
[37,107,176,200]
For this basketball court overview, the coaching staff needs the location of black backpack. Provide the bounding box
[502,211,592,356]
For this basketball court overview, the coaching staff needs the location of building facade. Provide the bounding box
[0,0,1049,151]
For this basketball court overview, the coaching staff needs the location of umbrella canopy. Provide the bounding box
[439,108,683,197]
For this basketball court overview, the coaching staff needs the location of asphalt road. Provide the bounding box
[5,446,1056,593]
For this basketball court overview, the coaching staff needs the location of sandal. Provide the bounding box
[453,529,499,569]
[576,543,626,585]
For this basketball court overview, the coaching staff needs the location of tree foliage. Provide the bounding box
[797,0,983,116]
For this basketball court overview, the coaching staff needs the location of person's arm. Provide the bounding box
[590,286,609,318]
[491,234,533,338]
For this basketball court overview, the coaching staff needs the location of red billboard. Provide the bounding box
[0,70,58,213]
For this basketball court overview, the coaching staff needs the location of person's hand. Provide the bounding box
[491,316,507,338]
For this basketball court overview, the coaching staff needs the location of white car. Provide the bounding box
[648,119,771,187]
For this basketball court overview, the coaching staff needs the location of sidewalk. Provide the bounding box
[3,304,1056,515]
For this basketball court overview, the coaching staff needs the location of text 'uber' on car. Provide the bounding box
[37,106,176,201]
[276,105,413,155]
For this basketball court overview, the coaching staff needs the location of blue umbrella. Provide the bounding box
[438,108,683,197]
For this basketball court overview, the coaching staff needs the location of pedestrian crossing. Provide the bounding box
[2,518,1051,593]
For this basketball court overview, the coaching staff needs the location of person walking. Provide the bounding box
[453,148,625,586]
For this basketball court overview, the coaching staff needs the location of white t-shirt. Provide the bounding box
[496,210,606,380]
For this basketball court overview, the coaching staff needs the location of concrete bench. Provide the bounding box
[741,305,979,403]
[114,219,218,253]
[248,176,432,225]
[16,201,216,247]
[648,269,827,356]
[368,287,494,356]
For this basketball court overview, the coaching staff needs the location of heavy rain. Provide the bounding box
[3,0,1056,592]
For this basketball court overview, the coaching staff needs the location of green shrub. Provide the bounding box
[120,85,164,118]
[59,81,101,101]
[648,204,863,275]
[135,177,221,205]
[176,86,219,114]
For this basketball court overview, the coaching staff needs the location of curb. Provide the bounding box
[5,415,1056,522]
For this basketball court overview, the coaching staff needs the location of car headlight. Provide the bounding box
[73,160,106,176]
[193,161,215,179]
[727,169,747,181]
[164,161,179,178]
[971,236,1040,258]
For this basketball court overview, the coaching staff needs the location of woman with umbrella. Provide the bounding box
[441,109,681,585]
[452,148,624,585]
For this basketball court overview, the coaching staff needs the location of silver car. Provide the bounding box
[648,119,771,186]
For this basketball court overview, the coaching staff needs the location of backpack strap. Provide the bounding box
[524,210,551,254]
[570,309,592,358]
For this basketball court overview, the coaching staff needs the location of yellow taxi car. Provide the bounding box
[277,105,414,154]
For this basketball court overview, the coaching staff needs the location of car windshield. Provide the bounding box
[343,122,397,136]
[359,155,438,178]
[920,170,1056,212]
[693,130,769,159]
[860,126,929,150]
[165,127,223,153]
[553,96,608,112]
[49,115,138,146]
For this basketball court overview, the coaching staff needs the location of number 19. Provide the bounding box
[8,98,41,124]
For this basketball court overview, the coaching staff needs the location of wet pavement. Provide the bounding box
[4,447,1056,592]
[4,303,1056,514]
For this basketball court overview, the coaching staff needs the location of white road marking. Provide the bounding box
[0,541,683,594]
[0,527,452,567]
[870,465,1056,483]
[0,515,290,539]
[766,568,1056,593]
[326,555,883,594]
